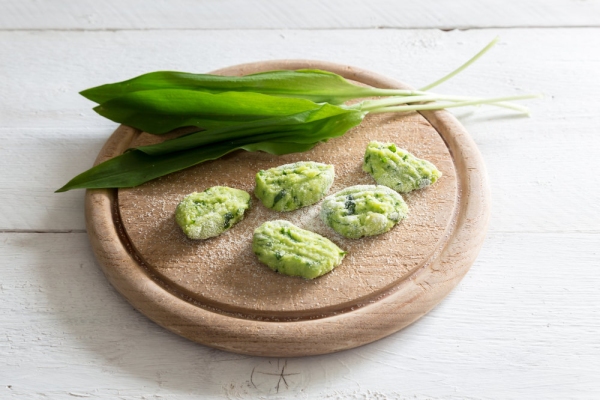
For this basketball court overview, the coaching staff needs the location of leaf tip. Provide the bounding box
[79,88,102,104]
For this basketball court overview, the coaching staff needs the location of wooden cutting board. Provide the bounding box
[85,60,490,357]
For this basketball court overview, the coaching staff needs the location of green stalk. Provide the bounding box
[419,37,499,91]
[368,94,541,115]
[356,93,535,114]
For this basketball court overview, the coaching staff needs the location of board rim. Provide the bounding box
[85,60,490,357]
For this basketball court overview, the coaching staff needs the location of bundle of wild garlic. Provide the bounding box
[57,38,538,192]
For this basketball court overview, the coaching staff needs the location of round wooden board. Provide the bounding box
[85,60,490,357]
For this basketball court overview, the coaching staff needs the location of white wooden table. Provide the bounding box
[2,1,599,398]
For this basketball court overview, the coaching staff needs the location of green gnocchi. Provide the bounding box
[255,161,334,212]
[252,220,346,279]
[363,141,441,193]
[320,185,408,239]
[175,186,251,239]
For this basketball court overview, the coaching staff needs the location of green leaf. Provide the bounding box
[81,69,414,106]
[55,109,364,191]
[93,89,328,134]
[56,141,318,192]
[136,103,363,155]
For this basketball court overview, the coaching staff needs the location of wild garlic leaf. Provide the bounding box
[93,89,327,135]
[135,104,364,155]
[56,109,364,191]
[56,141,306,192]
[80,69,411,105]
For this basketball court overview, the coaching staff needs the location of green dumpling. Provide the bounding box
[175,186,251,239]
[252,220,346,279]
[255,161,334,212]
[320,185,408,239]
[363,141,441,193]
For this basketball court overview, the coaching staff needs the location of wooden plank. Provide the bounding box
[1,231,598,398]
[1,28,599,232]
[1,0,600,30]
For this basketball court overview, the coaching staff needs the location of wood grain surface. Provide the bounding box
[85,60,489,356]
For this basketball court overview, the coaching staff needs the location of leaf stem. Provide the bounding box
[357,93,538,114]
[359,88,428,98]
[367,94,541,115]
[419,37,499,91]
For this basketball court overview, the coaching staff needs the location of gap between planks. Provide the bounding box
[1,25,600,32]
